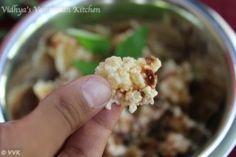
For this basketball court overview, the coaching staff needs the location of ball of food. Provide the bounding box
[96,56,161,113]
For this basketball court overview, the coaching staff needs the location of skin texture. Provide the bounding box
[0,75,121,157]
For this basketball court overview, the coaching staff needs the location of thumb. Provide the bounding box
[0,75,111,157]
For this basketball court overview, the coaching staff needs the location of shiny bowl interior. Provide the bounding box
[0,0,236,156]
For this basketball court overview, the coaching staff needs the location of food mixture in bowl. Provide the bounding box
[6,16,227,157]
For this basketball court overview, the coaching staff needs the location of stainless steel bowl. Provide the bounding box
[0,0,236,156]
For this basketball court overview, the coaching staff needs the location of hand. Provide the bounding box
[0,75,121,157]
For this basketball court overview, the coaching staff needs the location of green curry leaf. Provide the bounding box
[115,26,149,58]
[73,60,98,75]
[67,28,111,56]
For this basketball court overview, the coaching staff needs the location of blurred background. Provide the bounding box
[0,0,236,156]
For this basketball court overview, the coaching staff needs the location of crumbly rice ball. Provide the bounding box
[46,32,93,74]
[159,60,192,105]
[96,56,161,113]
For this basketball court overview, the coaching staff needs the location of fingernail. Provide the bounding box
[81,76,111,108]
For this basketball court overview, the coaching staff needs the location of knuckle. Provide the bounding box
[93,117,112,133]
[54,91,81,131]
[59,146,87,157]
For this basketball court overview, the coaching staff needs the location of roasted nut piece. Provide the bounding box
[33,80,56,100]
[96,56,161,113]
